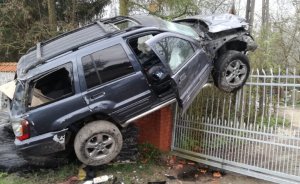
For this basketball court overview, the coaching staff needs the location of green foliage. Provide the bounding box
[249,23,300,70]
[256,116,289,128]
[0,172,8,178]
[138,143,161,163]
[0,163,77,184]
[179,134,201,150]
[0,0,110,62]
[129,0,198,19]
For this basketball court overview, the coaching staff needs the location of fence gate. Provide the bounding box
[172,68,300,183]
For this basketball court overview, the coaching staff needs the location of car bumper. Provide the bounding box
[15,129,68,156]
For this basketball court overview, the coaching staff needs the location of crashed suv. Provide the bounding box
[5,14,256,166]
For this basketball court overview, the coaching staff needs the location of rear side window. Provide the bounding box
[28,64,73,108]
[82,44,134,89]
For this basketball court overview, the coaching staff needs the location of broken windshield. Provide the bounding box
[162,20,200,40]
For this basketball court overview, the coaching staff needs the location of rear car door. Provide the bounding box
[145,32,212,112]
[78,43,155,122]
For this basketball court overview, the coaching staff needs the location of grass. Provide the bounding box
[0,143,167,184]
[0,164,78,184]
[101,163,166,183]
[0,162,167,184]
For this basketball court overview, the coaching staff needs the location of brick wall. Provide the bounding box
[134,105,173,152]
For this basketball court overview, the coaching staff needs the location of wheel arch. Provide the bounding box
[67,112,121,133]
[216,40,248,59]
[64,112,122,146]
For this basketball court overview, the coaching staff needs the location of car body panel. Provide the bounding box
[75,37,157,123]
[14,129,68,156]
[145,32,211,111]
[174,13,248,33]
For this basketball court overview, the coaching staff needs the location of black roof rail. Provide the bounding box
[124,25,144,32]
[24,35,113,73]
[23,24,145,74]
[101,16,130,23]
[26,22,101,54]
[96,20,119,34]
[101,16,141,25]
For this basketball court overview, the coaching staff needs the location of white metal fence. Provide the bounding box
[172,68,300,183]
[0,72,14,110]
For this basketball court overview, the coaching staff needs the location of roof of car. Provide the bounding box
[17,16,164,77]
[16,15,198,78]
[17,21,124,77]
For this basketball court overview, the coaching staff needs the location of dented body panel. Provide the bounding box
[174,14,248,33]
[15,129,67,155]
[174,14,257,59]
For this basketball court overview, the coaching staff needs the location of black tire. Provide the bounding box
[213,50,250,93]
[74,120,122,166]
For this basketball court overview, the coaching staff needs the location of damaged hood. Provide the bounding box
[176,13,248,33]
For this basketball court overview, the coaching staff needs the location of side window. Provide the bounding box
[154,37,195,73]
[29,64,73,108]
[82,44,134,89]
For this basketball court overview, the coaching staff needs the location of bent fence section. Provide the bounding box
[172,68,300,183]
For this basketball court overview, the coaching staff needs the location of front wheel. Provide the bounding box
[74,120,123,166]
[213,50,250,93]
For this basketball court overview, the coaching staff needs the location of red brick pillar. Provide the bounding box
[134,105,173,152]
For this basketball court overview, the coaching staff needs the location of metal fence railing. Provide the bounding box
[172,68,300,184]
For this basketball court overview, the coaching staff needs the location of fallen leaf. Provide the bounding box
[213,171,222,178]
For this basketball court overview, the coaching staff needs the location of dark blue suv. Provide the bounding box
[7,15,255,166]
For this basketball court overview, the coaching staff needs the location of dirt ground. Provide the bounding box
[281,107,300,128]
[0,159,273,184]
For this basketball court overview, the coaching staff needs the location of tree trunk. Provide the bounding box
[245,0,255,33]
[229,1,236,15]
[47,0,57,31]
[119,0,129,16]
[71,0,76,27]
[245,0,251,22]
[262,0,269,29]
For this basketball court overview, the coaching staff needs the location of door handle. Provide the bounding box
[90,92,106,100]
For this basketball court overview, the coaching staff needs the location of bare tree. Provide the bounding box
[47,0,57,31]
[229,0,237,15]
[71,0,77,26]
[120,0,129,16]
[262,0,270,28]
[245,0,255,33]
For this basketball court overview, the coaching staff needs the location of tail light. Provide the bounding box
[12,119,30,141]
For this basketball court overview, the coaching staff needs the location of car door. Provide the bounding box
[78,43,156,122]
[145,32,212,112]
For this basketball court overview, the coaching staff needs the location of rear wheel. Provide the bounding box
[213,50,250,93]
[74,120,122,166]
